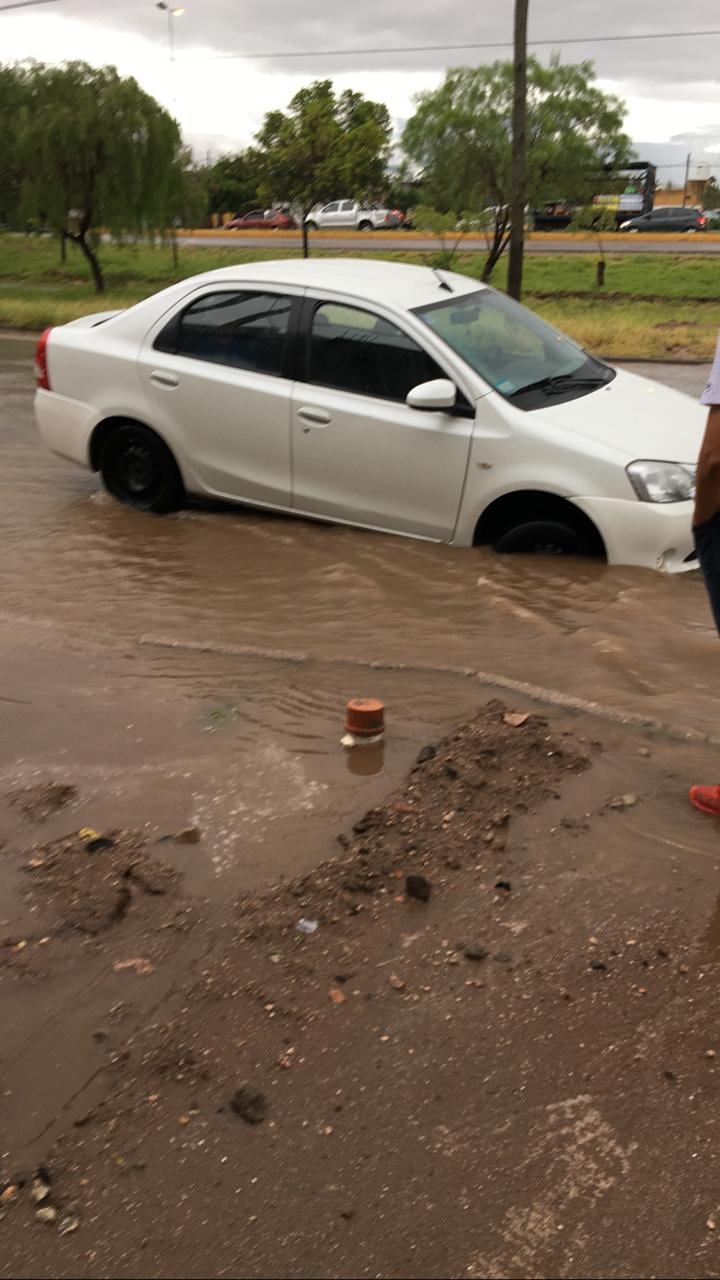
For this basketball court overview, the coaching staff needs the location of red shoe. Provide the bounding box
[689,785,720,816]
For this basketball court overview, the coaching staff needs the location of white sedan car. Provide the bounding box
[34,258,704,571]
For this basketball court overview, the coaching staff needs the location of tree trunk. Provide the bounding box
[171,229,179,271]
[482,225,511,282]
[596,259,606,288]
[59,232,67,264]
[75,232,105,293]
[507,0,529,301]
[302,219,309,259]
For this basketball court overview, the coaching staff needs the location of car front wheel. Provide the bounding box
[493,519,592,557]
[358,220,374,231]
[99,424,184,513]
[305,220,317,232]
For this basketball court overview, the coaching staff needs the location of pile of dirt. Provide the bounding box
[18,828,178,937]
[8,782,77,823]
[235,699,592,941]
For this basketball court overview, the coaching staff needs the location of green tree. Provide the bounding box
[207,148,264,217]
[10,61,182,292]
[256,80,392,257]
[703,175,720,212]
[403,58,630,281]
[0,65,25,226]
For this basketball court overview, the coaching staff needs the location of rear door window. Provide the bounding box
[155,290,294,375]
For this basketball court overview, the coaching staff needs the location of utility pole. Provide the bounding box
[682,151,692,205]
[507,0,529,301]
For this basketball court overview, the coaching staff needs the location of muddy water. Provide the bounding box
[1,335,715,735]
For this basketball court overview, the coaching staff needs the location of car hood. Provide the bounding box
[529,366,706,463]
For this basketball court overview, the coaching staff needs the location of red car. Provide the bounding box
[224,208,296,231]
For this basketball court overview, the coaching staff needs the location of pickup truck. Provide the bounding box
[305,201,402,231]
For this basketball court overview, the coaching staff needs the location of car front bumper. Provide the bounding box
[574,496,696,574]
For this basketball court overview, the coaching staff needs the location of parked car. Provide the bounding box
[619,206,707,232]
[304,201,402,231]
[224,209,296,231]
[532,201,575,231]
[703,208,720,230]
[34,258,703,571]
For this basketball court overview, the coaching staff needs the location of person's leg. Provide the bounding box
[694,513,720,634]
[690,514,720,813]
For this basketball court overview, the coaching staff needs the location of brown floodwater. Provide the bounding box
[1,335,715,737]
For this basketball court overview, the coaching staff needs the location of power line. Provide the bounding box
[173,28,720,63]
[0,0,60,10]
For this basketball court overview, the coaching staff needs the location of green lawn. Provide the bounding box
[1,233,719,358]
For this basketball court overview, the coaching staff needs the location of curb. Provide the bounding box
[139,634,720,750]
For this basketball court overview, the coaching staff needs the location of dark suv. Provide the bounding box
[620,206,707,232]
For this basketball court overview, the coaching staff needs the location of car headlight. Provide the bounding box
[626,460,696,503]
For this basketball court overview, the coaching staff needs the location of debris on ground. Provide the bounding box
[158,827,201,845]
[406,873,432,902]
[8,781,77,822]
[229,1087,267,1125]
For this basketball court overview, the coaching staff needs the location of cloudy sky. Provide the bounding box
[3,0,720,177]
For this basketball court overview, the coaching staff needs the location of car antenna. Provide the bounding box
[432,267,453,292]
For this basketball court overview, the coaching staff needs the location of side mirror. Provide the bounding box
[406,378,457,411]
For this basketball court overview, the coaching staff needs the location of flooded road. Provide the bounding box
[1,335,715,736]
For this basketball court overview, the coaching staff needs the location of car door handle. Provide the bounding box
[150,370,179,389]
[297,407,331,428]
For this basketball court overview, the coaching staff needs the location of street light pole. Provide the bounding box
[155,3,185,106]
[507,0,529,301]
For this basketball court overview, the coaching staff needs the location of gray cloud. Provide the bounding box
[39,0,720,89]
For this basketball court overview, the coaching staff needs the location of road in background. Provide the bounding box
[179,232,720,255]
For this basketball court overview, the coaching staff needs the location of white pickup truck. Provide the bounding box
[305,200,402,232]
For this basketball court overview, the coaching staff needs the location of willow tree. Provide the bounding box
[12,61,182,291]
[403,58,630,282]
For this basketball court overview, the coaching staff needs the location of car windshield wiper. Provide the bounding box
[508,371,611,400]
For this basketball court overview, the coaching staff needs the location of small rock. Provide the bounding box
[416,745,437,765]
[707,1049,717,1059]
[178,1114,191,1126]
[708,1217,717,1232]
[406,874,431,902]
[36,1207,57,1225]
[638,746,651,757]
[113,958,153,976]
[230,1087,267,1125]
[464,945,489,962]
[173,827,201,844]
[329,987,346,1005]
[493,953,512,965]
[503,712,529,728]
[30,1177,50,1204]
[590,959,607,971]
[85,836,115,854]
[609,793,638,810]
[58,1215,80,1236]
[393,801,414,814]
[0,1186,17,1205]
[389,974,406,991]
[495,880,512,893]
[296,918,319,935]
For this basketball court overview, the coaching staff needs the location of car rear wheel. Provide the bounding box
[358,220,374,231]
[99,424,184,514]
[305,220,317,232]
[493,519,592,557]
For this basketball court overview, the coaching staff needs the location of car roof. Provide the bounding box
[168,258,483,311]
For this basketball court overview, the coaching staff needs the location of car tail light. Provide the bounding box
[700,216,707,227]
[35,327,53,390]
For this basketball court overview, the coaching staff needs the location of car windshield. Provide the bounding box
[413,287,614,409]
